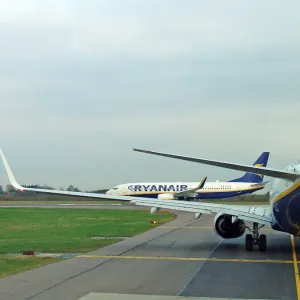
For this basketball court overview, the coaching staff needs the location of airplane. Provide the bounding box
[106,152,270,200]
[1,147,300,252]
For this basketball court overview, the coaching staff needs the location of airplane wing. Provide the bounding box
[129,198,272,225]
[133,148,300,181]
[174,176,207,198]
[0,149,272,226]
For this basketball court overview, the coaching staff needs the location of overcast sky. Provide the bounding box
[0,0,299,190]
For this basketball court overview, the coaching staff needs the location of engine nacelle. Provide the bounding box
[157,194,175,200]
[214,213,245,239]
[151,207,160,214]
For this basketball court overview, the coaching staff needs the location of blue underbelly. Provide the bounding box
[272,186,300,236]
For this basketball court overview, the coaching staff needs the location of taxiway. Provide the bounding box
[0,209,299,300]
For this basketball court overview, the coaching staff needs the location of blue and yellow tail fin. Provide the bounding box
[229,152,270,183]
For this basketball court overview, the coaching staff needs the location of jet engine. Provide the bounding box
[214,213,245,239]
[157,194,175,200]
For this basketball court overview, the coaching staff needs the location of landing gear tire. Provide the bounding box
[245,234,253,251]
[245,222,267,251]
[258,234,267,252]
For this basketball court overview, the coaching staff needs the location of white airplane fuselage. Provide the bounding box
[106,181,265,200]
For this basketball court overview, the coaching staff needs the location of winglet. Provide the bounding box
[174,176,207,198]
[0,149,24,190]
[133,148,153,154]
[198,176,207,190]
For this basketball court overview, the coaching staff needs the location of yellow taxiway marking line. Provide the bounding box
[291,235,300,300]
[77,255,292,264]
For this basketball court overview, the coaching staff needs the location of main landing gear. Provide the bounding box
[245,222,266,252]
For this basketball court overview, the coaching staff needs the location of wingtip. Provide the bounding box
[198,176,208,189]
[133,148,153,153]
[0,148,24,190]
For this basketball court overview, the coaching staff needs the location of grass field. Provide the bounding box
[0,208,175,277]
[0,195,130,205]
[0,208,175,253]
[0,200,133,205]
[0,256,63,278]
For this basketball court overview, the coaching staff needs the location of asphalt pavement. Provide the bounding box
[0,209,299,300]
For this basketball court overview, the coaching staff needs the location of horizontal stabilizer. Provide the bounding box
[250,181,270,187]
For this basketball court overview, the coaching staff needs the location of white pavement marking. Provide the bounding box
[78,293,272,300]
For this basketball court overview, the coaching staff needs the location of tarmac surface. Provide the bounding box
[1,207,300,300]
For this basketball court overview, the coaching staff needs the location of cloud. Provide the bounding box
[1,0,300,61]
[0,0,299,189]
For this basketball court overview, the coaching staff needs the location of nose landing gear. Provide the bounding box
[245,222,266,252]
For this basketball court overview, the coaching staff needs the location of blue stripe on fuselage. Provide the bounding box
[127,193,161,199]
